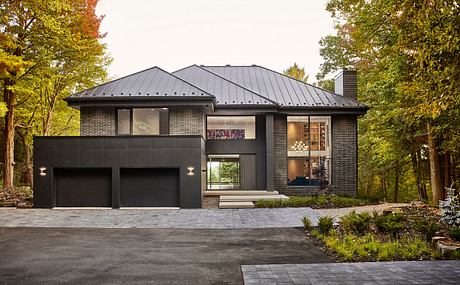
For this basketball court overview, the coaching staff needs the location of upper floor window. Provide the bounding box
[207,116,256,140]
[117,108,169,135]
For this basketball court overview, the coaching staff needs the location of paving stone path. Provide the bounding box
[242,260,460,284]
[0,208,321,229]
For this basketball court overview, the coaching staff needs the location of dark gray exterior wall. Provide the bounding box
[331,115,358,195]
[33,136,204,208]
[169,106,206,136]
[205,115,267,190]
[273,114,287,193]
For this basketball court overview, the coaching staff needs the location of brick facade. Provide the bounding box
[274,114,287,194]
[80,107,115,136]
[331,115,357,195]
[169,106,205,136]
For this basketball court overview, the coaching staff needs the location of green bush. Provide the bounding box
[448,226,460,242]
[374,213,405,238]
[340,211,372,236]
[318,216,334,235]
[414,219,440,242]
[302,216,312,230]
[322,233,439,261]
[254,195,371,208]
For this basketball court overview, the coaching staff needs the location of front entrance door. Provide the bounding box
[207,155,240,190]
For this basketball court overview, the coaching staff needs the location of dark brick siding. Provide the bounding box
[331,115,357,195]
[80,107,115,136]
[274,114,287,194]
[169,106,205,136]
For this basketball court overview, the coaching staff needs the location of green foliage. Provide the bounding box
[339,211,371,236]
[374,213,405,239]
[283,63,309,82]
[301,216,312,231]
[321,233,439,261]
[318,216,334,235]
[0,102,6,117]
[414,219,440,242]
[448,226,460,242]
[254,195,371,208]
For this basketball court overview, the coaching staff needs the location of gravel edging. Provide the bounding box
[312,202,411,219]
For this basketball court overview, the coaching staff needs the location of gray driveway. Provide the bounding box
[242,261,460,284]
[0,208,320,229]
[0,227,329,285]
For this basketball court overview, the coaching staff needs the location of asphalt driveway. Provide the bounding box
[0,227,329,285]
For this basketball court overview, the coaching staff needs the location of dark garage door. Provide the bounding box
[121,168,179,207]
[55,168,112,207]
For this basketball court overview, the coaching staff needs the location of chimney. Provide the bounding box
[334,69,357,100]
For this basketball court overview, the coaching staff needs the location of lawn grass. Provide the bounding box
[254,195,372,208]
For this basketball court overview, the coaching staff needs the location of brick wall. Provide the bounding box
[80,107,115,136]
[331,115,357,195]
[274,114,287,194]
[169,106,205,136]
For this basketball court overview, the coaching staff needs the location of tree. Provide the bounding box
[284,63,309,82]
[0,0,109,189]
[317,0,460,203]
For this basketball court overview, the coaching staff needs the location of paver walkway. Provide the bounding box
[242,260,460,284]
[0,208,320,229]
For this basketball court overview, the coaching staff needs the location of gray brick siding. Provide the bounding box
[274,114,287,194]
[335,70,357,100]
[331,115,357,195]
[80,107,115,136]
[169,106,205,136]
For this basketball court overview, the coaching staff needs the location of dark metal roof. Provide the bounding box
[201,65,367,108]
[68,66,213,99]
[173,65,277,106]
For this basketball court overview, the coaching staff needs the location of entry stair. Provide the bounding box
[204,190,289,209]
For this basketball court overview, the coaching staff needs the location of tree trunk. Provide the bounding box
[3,78,16,189]
[427,122,443,203]
[394,161,399,203]
[18,131,33,188]
[416,150,428,200]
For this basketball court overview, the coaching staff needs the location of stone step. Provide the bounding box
[205,190,279,196]
[220,195,289,202]
[219,201,254,209]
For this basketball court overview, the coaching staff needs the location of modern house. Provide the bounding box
[33,65,368,208]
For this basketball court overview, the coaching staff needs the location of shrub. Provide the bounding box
[254,195,372,208]
[414,219,440,242]
[340,211,371,236]
[439,187,460,226]
[318,216,334,235]
[302,217,312,230]
[448,226,460,242]
[374,213,405,239]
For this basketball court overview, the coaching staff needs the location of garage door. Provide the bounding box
[55,168,112,207]
[121,168,179,207]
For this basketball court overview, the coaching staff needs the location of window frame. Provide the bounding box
[116,107,169,135]
[206,115,257,140]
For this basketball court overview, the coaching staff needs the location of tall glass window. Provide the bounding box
[207,116,256,139]
[287,116,331,186]
[117,108,168,135]
[207,155,240,189]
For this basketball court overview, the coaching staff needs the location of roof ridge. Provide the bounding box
[154,66,215,98]
[197,65,279,105]
[255,65,365,106]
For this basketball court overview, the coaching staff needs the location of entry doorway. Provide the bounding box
[207,155,240,190]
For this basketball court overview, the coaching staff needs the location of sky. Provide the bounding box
[96,0,335,83]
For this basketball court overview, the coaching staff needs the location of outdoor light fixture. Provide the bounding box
[39,167,47,177]
[187,167,195,176]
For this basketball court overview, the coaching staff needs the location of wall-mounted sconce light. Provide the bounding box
[187,167,195,176]
[39,167,47,177]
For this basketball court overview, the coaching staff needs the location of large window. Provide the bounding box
[117,108,169,135]
[287,116,331,186]
[207,155,240,189]
[207,116,256,139]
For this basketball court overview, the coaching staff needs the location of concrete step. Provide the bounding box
[219,201,254,209]
[219,195,289,202]
[205,190,279,196]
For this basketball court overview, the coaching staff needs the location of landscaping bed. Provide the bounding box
[255,195,375,209]
[0,186,33,208]
[302,204,460,262]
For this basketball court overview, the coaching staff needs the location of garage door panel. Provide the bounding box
[121,168,179,207]
[55,168,112,207]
